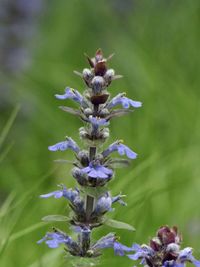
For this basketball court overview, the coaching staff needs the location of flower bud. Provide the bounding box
[166,243,180,253]
[91,76,105,94]
[99,108,110,117]
[94,195,112,214]
[72,167,88,186]
[77,150,89,166]
[104,69,115,84]
[102,128,110,139]
[82,68,93,82]
[83,108,93,116]
[79,127,88,139]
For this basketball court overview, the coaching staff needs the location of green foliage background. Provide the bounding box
[1,1,200,266]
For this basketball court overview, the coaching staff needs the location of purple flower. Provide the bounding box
[40,185,79,202]
[37,230,81,254]
[92,233,133,256]
[88,116,109,127]
[55,87,83,104]
[94,193,112,214]
[163,260,183,267]
[102,141,137,159]
[114,242,134,256]
[127,244,155,263]
[81,161,113,179]
[107,93,142,109]
[37,232,71,249]
[48,137,80,153]
[177,247,200,267]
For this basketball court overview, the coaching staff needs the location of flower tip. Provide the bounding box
[48,145,55,151]
[137,101,142,108]
[129,152,137,160]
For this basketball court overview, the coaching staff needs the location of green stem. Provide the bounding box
[85,146,96,221]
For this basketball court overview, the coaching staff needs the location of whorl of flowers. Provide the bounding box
[38,49,141,258]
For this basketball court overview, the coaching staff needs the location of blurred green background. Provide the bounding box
[1,0,200,266]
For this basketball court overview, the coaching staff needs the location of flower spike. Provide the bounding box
[39,49,143,261]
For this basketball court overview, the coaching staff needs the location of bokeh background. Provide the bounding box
[0,0,200,266]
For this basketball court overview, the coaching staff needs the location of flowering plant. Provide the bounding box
[38,49,199,267]
[38,49,141,259]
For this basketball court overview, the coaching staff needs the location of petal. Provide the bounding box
[54,191,63,198]
[55,88,73,100]
[96,169,108,178]
[127,253,142,260]
[117,145,126,156]
[129,99,142,108]
[100,166,113,175]
[132,243,142,251]
[125,146,137,159]
[122,99,130,109]
[48,141,68,151]
[46,239,60,248]
[40,192,56,198]
[81,166,91,174]
[88,169,99,178]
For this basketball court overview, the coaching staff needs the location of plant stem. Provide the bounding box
[85,146,96,221]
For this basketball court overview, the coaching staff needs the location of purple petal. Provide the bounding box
[48,141,68,151]
[40,190,63,199]
[124,146,137,159]
[129,99,142,108]
[40,192,56,198]
[127,253,141,260]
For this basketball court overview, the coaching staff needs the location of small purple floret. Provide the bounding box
[92,233,133,256]
[107,93,142,109]
[81,161,113,179]
[40,185,79,202]
[55,87,83,104]
[103,141,137,159]
[48,137,80,153]
[37,232,70,248]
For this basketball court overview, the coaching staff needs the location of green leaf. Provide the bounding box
[109,158,130,168]
[42,215,69,222]
[104,218,135,231]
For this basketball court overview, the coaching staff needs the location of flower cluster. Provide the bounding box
[38,49,141,258]
[127,226,200,267]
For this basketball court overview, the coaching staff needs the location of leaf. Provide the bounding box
[0,104,20,149]
[104,218,135,231]
[109,158,130,168]
[59,106,81,116]
[42,215,69,222]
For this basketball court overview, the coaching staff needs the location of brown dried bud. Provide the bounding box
[157,226,181,245]
[90,94,109,105]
